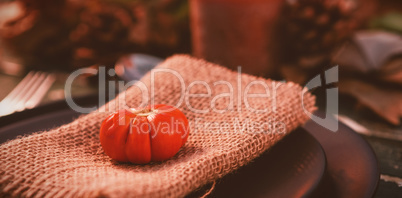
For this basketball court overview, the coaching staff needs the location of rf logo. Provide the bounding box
[303,66,339,132]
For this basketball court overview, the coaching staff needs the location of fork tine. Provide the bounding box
[0,72,55,116]
[9,72,42,110]
[14,72,47,112]
[0,72,40,116]
[24,73,55,109]
[0,71,35,106]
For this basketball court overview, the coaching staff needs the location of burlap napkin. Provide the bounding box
[0,55,315,197]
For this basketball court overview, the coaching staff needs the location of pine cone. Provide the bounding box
[0,0,190,71]
[277,0,359,70]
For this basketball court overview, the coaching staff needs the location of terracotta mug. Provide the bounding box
[190,0,284,77]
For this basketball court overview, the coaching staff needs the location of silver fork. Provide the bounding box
[0,71,56,116]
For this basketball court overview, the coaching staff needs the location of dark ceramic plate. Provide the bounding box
[191,113,380,198]
[187,127,326,198]
[304,113,380,198]
[0,96,378,197]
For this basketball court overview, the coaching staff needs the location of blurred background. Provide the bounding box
[0,0,401,196]
[1,0,400,127]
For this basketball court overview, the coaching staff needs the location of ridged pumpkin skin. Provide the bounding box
[100,105,189,164]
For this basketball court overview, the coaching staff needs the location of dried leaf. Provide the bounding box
[380,56,402,85]
[333,31,402,73]
[339,78,402,125]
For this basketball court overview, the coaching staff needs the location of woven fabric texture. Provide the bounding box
[0,55,316,197]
